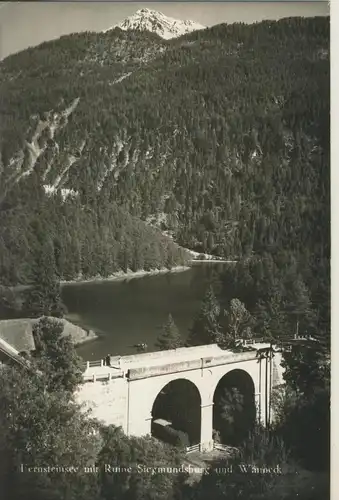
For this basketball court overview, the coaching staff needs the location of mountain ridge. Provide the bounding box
[105,8,205,39]
[0,16,330,288]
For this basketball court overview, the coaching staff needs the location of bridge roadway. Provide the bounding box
[76,343,284,452]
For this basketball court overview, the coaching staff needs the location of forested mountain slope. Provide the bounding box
[0,17,329,286]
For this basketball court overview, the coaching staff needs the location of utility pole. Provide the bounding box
[258,353,262,425]
[265,349,268,427]
[268,343,273,426]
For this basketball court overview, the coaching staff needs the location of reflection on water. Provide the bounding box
[62,263,228,360]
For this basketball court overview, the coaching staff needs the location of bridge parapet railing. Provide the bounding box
[186,442,232,453]
[241,338,265,345]
[213,442,238,458]
[82,371,123,383]
[213,443,229,451]
[186,444,200,453]
[84,360,105,369]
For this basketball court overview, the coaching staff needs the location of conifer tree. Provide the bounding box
[221,298,253,349]
[281,343,330,396]
[284,276,316,337]
[32,316,84,394]
[23,239,65,318]
[156,314,182,351]
[187,286,222,346]
[253,290,288,341]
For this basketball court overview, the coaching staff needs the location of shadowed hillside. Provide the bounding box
[0,17,329,289]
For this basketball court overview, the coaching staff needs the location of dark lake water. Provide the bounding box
[61,263,228,361]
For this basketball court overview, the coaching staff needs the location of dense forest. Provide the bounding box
[0,16,330,292]
[0,177,189,285]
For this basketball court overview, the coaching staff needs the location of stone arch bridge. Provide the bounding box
[76,343,284,452]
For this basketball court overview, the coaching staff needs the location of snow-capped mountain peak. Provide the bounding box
[106,8,205,39]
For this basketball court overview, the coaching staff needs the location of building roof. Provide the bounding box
[0,317,94,353]
[0,319,35,353]
[0,336,31,368]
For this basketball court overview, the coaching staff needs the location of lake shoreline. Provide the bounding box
[189,259,236,263]
[64,261,232,360]
[72,325,103,353]
[9,251,233,293]
[60,265,191,287]
[73,328,98,346]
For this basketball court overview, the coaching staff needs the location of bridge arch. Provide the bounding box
[79,346,276,452]
[151,378,202,446]
[212,368,256,445]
